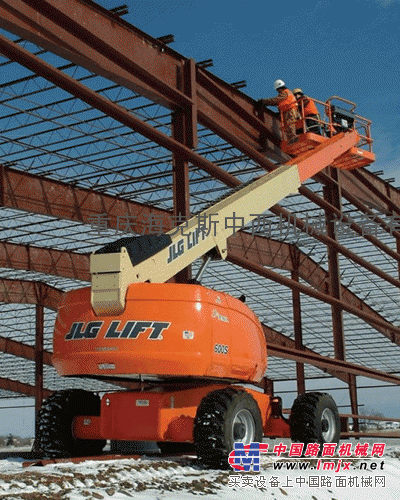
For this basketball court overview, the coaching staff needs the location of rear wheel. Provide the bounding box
[38,389,106,458]
[289,392,340,448]
[194,388,262,468]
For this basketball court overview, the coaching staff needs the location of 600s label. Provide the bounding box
[214,343,229,354]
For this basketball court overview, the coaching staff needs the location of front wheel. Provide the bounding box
[194,388,263,468]
[289,392,340,447]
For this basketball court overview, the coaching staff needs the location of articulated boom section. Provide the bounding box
[90,163,300,315]
[90,129,368,316]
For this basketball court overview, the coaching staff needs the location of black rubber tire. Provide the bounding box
[289,392,340,447]
[37,389,106,458]
[194,388,263,468]
[157,442,196,454]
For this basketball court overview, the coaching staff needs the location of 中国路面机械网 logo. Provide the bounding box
[228,442,269,472]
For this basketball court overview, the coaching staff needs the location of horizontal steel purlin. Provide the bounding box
[0,335,52,366]
[268,343,400,385]
[228,232,397,345]
[262,324,349,383]
[0,334,143,392]
[305,169,400,258]
[228,253,400,344]
[269,202,400,290]
[300,182,400,264]
[0,166,173,235]
[0,278,63,311]
[351,168,400,217]
[0,376,51,398]
[340,170,391,214]
[0,242,91,281]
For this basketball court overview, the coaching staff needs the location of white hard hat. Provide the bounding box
[274,79,285,90]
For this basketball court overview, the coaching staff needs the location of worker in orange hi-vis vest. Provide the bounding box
[293,88,321,135]
[257,79,300,144]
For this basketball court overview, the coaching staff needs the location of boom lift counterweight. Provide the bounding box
[38,104,375,467]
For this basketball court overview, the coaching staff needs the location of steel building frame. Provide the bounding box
[0,0,399,436]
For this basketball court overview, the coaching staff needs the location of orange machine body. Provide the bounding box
[53,283,267,383]
[72,384,291,442]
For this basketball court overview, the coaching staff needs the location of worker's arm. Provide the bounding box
[258,93,287,108]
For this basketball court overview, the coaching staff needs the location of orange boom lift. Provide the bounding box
[38,101,374,467]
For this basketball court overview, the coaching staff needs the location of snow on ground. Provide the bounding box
[0,446,399,500]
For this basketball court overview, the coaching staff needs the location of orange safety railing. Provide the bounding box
[280,94,373,152]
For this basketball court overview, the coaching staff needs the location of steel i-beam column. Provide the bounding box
[397,239,400,281]
[171,59,197,283]
[172,110,191,283]
[349,374,360,434]
[34,303,44,451]
[292,269,305,394]
[323,168,345,361]
[324,169,359,431]
[262,377,274,396]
